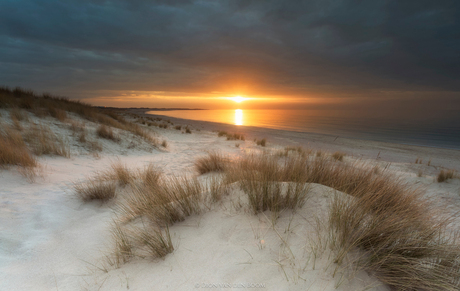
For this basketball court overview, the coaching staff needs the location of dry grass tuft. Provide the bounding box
[97,125,120,142]
[328,181,460,291]
[207,174,226,202]
[217,130,245,141]
[119,174,203,227]
[195,152,228,175]
[225,154,310,214]
[111,222,134,266]
[226,133,245,141]
[110,161,133,186]
[174,125,182,130]
[48,107,67,121]
[331,151,345,161]
[74,180,117,202]
[10,108,27,121]
[78,131,86,143]
[110,222,173,267]
[24,124,70,157]
[0,127,37,168]
[437,169,455,183]
[135,225,174,258]
[10,114,23,131]
[69,120,85,134]
[417,169,424,177]
[217,130,227,137]
[138,164,162,187]
[161,140,168,148]
[256,138,266,147]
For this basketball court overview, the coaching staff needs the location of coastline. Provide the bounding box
[2,105,460,290]
[131,108,460,172]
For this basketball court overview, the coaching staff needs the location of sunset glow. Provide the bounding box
[230,96,247,103]
[235,109,243,125]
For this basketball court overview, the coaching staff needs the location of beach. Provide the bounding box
[1,107,460,291]
[137,109,460,171]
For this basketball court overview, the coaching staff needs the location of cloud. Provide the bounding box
[0,0,459,103]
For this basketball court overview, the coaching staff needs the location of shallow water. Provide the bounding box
[147,109,460,150]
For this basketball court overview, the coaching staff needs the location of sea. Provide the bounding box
[147,109,460,150]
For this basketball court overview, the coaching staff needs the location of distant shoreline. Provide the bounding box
[99,107,206,111]
[126,108,460,172]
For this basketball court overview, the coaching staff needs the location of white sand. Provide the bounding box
[1,111,459,290]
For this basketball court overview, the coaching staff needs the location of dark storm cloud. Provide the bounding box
[0,0,459,99]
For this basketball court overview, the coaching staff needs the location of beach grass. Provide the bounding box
[0,127,37,169]
[438,169,455,182]
[74,180,117,202]
[194,152,228,175]
[97,125,120,142]
[24,124,70,157]
[0,87,160,147]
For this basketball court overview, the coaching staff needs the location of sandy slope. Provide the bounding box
[1,112,459,291]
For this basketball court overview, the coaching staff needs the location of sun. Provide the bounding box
[231,96,246,103]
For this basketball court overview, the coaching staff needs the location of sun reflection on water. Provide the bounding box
[235,109,243,125]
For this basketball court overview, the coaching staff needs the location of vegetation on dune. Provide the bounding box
[68,139,460,290]
[217,130,245,141]
[0,86,167,181]
[97,124,120,142]
[256,138,266,146]
[0,127,37,169]
[206,150,460,290]
[194,151,228,175]
[437,169,455,183]
[0,86,159,147]
[331,151,345,161]
[24,124,70,157]
[74,180,117,202]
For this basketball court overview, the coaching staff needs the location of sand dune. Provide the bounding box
[1,107,460,290]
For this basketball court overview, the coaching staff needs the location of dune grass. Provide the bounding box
[74,161,133,202]
[438,169,455,182]
[331,151,345,161]
[49,107,67,121]
[24,124,70,157]
[0,87,160,147]
[194,152,228,175]
[127,175,203,226]
[224,153,310,214]
[328,183,460,290]
[97,125,120,142]
[226,133,245,141]
[256,138,266,147]
[137,164,162,187]
[0,127,37,169]
[109,171,200,265]
[207,175,225,203]
[110,222,173,267]
[10,107,27,121]
[74,180,117,202]
[111,222,134,266]
[219,150,460,289]
[135,225,174,259]
[107,161,132,186]
[217,131,245,140]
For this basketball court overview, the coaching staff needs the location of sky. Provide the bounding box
[0,0,459,113]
